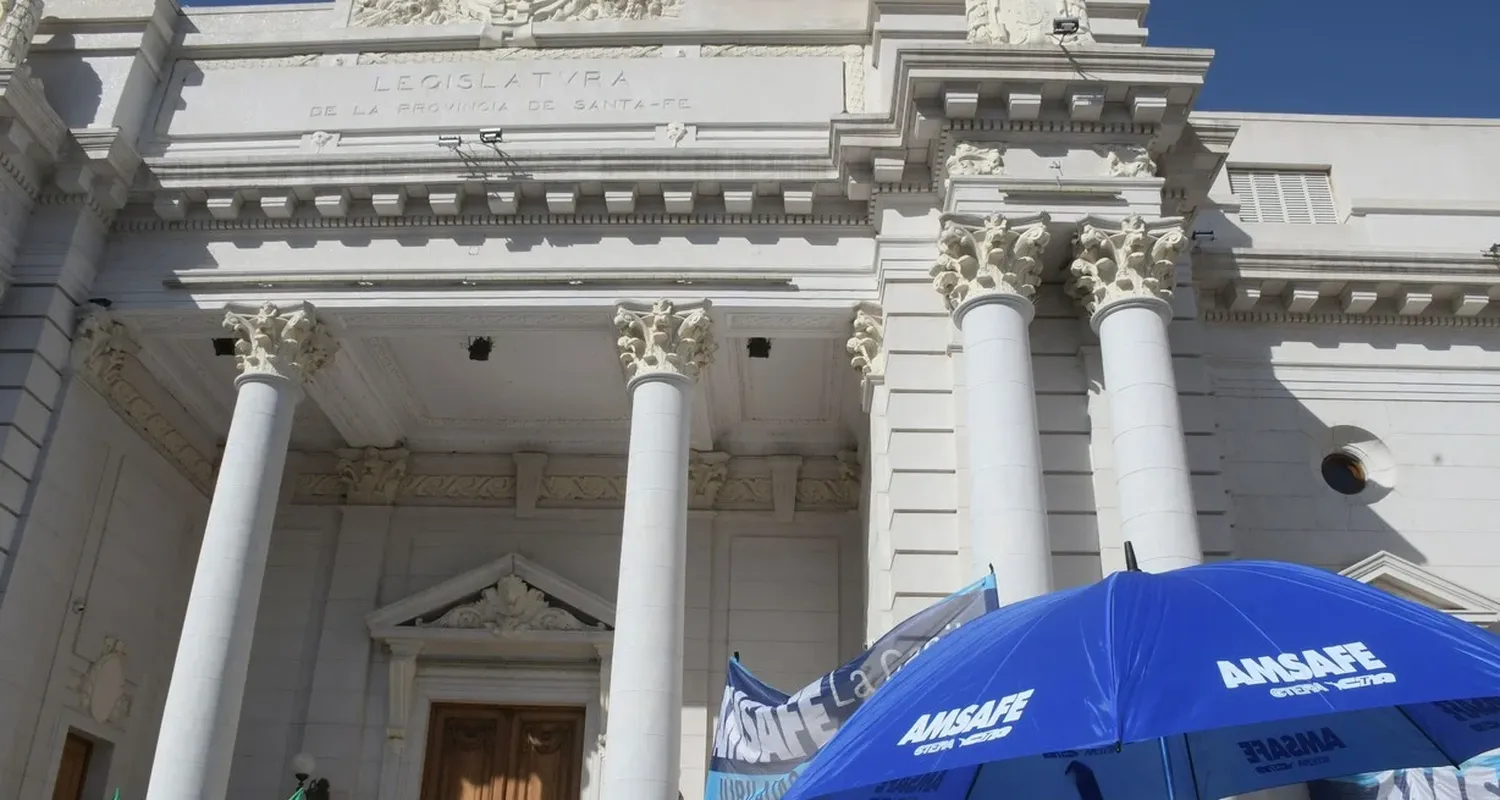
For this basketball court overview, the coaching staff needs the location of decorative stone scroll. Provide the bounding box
[417,575,606,633]
[74,306,135,385]
[223,302,338,384]
[846,304,885,389]
[614,299,716,383]
[1068,215,1189,316]
[966,0,1094,46]
[337,446,410,505]
[0,0,42,66]
[931,213,1052,312]
[353,0,680,28]
[944,142,1004,178]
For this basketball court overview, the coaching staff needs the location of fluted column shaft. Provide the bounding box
[1070,216,1202,573]
[146,303,336,800]
[933,214,1053,601]
[599,300,715,800]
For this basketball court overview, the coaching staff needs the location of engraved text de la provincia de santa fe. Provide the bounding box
[305,68,692,120]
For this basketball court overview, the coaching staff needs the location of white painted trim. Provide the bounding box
[381,663,605,800]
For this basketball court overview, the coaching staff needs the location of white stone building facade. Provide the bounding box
[0,0,1497,798]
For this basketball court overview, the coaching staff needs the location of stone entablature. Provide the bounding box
[1196,249,1500,325]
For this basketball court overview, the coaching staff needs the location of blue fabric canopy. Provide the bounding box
[781,560,1500,800]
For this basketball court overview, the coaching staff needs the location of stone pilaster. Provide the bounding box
[146,302,336,800]
[600,299,714,800]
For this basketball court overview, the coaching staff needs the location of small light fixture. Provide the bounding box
[747,337,772,359]
[1191,230,1216,242]
[87,297,113,308]
[212,337,237,356]
[1053,16,1080,35]
[437,134,462,147]
[478,128,504,144]
[467,336,493,361]
[292,753,331,800]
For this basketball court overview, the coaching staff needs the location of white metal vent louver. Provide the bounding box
[1228,169,1339,225]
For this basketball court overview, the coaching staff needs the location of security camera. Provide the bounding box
[478,128,504,144]
[1053,16,1080,35]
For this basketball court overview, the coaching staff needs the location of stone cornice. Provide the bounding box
[830,45,1213,196]
[1195,247,1500,326]
[292,451,861,512]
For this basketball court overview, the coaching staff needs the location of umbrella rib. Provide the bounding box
[1394,704,1463,768]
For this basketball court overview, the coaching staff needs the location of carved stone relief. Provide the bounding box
[352,0,681,29]
[931,213,1052,312]
[79,637,131,725]
[1096,145,1158,178]
[223,302,338,384]
[945,142,1004,178]
[416,575,607,633]
[967,0,1094,46]
[337,446,410,505]
[1068,215,1189,316]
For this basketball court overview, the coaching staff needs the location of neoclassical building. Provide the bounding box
[0,0,1497,798]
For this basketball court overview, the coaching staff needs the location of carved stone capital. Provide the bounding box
[336,446,410,505]
[945,142,1004,178]
[614,299,715,384]
[1068,216,1189,319]
[223,302,338,385]
[73,306,137,385]
[0,0,43,66]
[932,213,1052,314]
[967,0,1094,45]
[846,303,885,390]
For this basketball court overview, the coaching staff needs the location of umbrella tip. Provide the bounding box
[1123,541,1140,572]
[732,651,740,662]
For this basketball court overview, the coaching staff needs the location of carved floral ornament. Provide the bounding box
[1067,215,1189,317]
[945,142,1005,178]
[1096,145,1158,179]
[416,575,607,634]
[614,299,716,383]
[846,304,884,385]
[337,446,410,505]
[931,213,1052,312]
[966,0,1094,46]
[352,0,680,28]
[223,302,339,384]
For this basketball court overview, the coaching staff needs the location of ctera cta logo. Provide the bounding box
[897,689,1034,756]
[1217,642,1396,698]
[1237,727,1347,775]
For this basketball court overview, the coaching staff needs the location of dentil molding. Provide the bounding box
[931,212,1051,312]
[295,448,860,513]
[1067,215,1188,317]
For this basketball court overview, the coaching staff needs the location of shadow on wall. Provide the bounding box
[29,41,106,130]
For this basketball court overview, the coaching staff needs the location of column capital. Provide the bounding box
[223,302,338,385]
[1067,215,1189,322]
[336,446,410,505]
[845,302,885,392]
[931,212,1051,316]
[614,299,716,385]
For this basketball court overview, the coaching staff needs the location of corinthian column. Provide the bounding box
[1068,216,1201,573]
[599,299,715,800]
[146,302,337,800]
[932,213,1053,602]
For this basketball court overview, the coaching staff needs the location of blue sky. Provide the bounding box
[1146,0,1497,118]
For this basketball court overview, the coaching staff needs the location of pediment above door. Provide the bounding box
[368,553,614,660]
[1341,550,1500,626]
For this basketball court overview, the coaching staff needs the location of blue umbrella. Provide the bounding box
[782,557,1500,800]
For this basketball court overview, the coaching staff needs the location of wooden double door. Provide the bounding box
[419,704,585,800]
